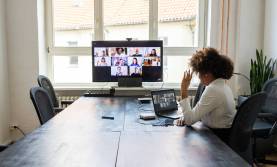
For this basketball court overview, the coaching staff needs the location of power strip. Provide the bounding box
[139,112,156,120]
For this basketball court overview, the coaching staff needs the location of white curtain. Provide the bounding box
[207,0,240,96]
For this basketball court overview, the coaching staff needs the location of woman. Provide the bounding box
[151,57,160,66]
[115,48,126,57]
[176,48,236,143]
[149,49,157,57]
[130,58,140,67]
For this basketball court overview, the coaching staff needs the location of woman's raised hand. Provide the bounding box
[181,70,193,99]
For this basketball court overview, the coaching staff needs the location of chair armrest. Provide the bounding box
[269,122,277,136]
[236,95,249,110]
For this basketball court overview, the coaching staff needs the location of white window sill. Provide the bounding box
[54,82,198,91]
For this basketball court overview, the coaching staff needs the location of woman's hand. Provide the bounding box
[175,117,186,126]
[181,70,193,99]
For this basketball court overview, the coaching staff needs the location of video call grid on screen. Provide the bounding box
[92,40,163,82]
[153,92,176,111]
[94,47,161,76]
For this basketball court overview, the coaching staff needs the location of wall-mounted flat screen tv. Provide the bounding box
[92,40,163,82]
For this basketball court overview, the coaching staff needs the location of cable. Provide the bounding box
[135,117,159,125]
[160,82,165,89]
[137,103,153,111]
[161,67,169,89]
[141,67,168,92]
[136,102,176,126]
[233,72,250,82]
[136,102,159,125]
[139,108,153,111]
[138,103,152,110]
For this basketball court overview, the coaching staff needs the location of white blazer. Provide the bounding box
[179,78,237,128]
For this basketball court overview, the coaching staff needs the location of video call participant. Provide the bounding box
[132,48,142,57]
[151,57,160,66]
[119,59,125,66]
[109,48,117,56]
[113,57,126,66]
[130,58,140,67]
[116,66,123,76]
[143,59,152,66]
[149,49,157,57]
[118,58,126,66]
[130,67,142,77]
[101,50,108,57]
[115,48,126,57]
[97,57,108,66]
[176,48,236,143]
[95,48,108,57]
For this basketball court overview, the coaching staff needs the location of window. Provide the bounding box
[158,36,168,46]
[158,0,199,47]
[52,0,94,47]
[72,0,83,7]
[103,0,149,40]
[69,56,79,66]
[53,55,91,83]
[47,0,206,84]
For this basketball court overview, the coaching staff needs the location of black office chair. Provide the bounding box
[192,83,205,107]
[229,92,267,165]
[252,77,277,165]
[37,75,74,112]
[30,87,55,125]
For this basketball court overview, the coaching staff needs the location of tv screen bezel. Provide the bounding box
[92,40,163,82]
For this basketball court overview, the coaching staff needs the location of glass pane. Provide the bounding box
[53,55,92,83]
[53,0,94,47]
[103,0,149,40]
[158,0,198,47]
[164,55,199,85]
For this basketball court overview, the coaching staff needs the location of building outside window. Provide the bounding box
[47,0,205,85]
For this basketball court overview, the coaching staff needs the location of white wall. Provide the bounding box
[235,0,265,95]
[6,0,40,140]
[264,0,277,62]
[0,0,11,145]
[38,0,48,76]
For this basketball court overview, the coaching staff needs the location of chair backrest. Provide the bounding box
[229,92,267,164]
[193,83,205,107]
[30,87,55,125]
[37,75,59,108]
[262,77,277,114]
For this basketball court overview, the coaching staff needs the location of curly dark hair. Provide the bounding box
[190,48,234,79]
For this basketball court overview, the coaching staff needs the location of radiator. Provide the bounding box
[57,96,79,108]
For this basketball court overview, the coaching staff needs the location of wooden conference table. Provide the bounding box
[0,97,250,167]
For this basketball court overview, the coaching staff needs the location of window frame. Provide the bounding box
[46,0,208,86]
